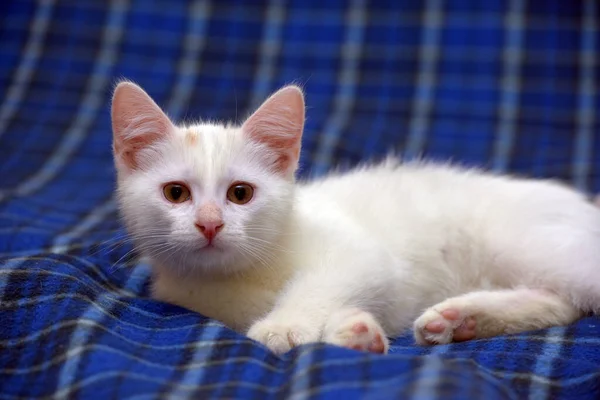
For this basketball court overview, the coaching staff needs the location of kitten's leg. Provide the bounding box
[321,308,389,354]
[245,270,341,354]
[246,213,411,355]
[247,244,403,354]
[413,288,582,345]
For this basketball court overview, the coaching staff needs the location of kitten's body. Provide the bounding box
[152,160,596,343]
[113,82,598,354]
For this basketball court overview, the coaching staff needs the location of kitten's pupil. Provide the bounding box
[171,186,182,200]
[234,186,246,201]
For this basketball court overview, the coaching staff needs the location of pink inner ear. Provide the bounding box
[113,129,163,171]
[242,86,305,175]
[112,82,174,171]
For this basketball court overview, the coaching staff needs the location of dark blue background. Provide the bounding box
[0,1,599,398]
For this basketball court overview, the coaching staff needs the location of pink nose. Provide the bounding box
[195,221,224,241]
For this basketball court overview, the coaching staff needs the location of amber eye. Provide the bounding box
[227,183,254,205]
[163,183,191,203]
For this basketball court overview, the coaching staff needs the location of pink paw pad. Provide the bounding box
[347,332,386,353]
[441,309,460,320]
[421,308,477,343]
[453,317,477,342]
[349,322,385,353]
[351,322,369,334]
[368,333,386,353]
[325,310,390,354]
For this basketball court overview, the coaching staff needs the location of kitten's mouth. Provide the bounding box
[200,242,222,251]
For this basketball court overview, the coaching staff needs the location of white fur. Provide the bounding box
[114,84,600,354]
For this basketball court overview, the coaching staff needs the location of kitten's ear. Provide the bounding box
[242,85,305,177]
[111,81,175,171]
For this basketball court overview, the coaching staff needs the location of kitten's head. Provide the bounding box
[111,82,304,275]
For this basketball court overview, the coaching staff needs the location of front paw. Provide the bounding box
[322,308,389,354]
[247,319,319,354]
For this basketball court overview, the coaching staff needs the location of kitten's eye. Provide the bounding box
[227,183,254,205]
[163,183,191,203]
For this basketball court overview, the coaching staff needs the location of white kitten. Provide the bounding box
[112,82,600,354]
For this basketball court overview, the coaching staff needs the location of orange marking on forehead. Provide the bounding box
[185,130,198,145]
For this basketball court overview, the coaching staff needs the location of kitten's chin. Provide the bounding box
[150,246,255,277]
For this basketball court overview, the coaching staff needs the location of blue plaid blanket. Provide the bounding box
[1,1,599,398]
